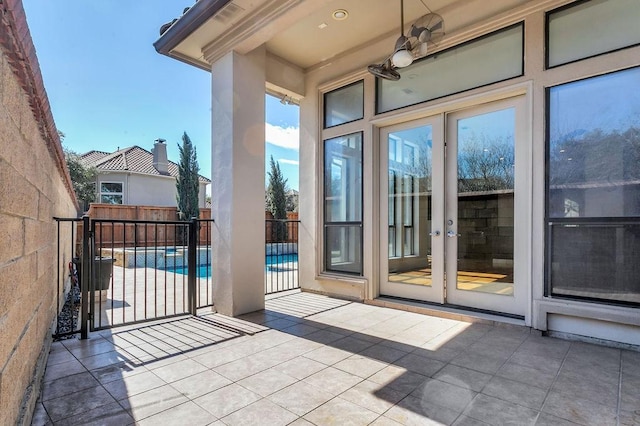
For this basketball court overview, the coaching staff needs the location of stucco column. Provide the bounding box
[211,46,266,316]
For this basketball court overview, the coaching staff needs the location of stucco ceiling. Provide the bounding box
[265,0,525,69]
[160,0,528,71]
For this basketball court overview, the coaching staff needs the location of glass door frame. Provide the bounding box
[445,96,529,317]
[378,96,530,318]
[379,115,445,304]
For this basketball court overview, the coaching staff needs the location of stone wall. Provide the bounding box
[0,1,78,424]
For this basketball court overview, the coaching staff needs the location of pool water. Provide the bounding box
[266,253,298,265]
[167,254,298,277]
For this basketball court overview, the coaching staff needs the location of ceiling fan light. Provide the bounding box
[392,49,413,68]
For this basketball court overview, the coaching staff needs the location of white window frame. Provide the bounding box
[99,181,124,204]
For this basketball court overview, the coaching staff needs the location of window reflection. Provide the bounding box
[549,67,640,218]
[324,81,364,128]
[387,126,433,286]
[456,109,515,295]
[547,67,640,305]
[324,133,363,274]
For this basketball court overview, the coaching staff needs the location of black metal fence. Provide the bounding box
[265,219,300,294]
[53,218,83,340]
[54,217,214,338]
[54,216,301,338]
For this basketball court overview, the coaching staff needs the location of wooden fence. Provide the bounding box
[78,204,298,247]
[78,204,212,248]
[265,211,299,243]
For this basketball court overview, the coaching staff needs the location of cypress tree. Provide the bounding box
[266,155,288,241]
[176,132,200,221]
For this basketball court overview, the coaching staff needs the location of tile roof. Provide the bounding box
[80,146,211,183]
[80,150,110,164]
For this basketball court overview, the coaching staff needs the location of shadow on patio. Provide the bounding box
[34,291,639,425]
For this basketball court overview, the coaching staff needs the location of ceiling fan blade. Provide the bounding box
[412,42,429,57]
[430,20,443,32]
[418,29,431,43]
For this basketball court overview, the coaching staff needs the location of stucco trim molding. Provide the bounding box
[534,297,640,331]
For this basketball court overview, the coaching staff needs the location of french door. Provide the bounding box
[380,97,528,317]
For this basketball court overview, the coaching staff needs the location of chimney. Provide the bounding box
[152,138,169,175]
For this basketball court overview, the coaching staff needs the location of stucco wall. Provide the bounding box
[0,22,77,426]
[98,172,208,208]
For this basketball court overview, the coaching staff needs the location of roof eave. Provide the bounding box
[153,0,233,69]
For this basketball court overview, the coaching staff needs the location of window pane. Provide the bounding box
[324,133,362,222]
[378,24,523,114]
[101,182,123,193]
[550,223,640,304]
[325,225,362,274]
[548,0,640,68]
[101,194,123,204]
[324,81,364,128]
[548,67,640,218]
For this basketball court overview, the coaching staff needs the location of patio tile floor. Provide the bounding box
[33,291,639,425]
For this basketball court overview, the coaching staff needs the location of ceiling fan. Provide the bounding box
[367,0,445,81]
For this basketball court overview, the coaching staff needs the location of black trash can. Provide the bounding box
[93,257,116,290]
[72,257,115,290]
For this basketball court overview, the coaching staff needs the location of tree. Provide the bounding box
[176,132,200,221]
[62,134,97,213]
[285,189,298,213]
[266,155,288,241]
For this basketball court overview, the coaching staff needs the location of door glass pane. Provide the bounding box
[456,108,515,295]
[387,126,433,287]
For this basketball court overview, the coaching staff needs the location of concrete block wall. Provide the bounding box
[0,5,78,424]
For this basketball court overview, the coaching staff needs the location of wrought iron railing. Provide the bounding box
[265,219,300,294]
[54,216,214,338]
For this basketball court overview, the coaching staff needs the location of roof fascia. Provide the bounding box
[153,0,232,67]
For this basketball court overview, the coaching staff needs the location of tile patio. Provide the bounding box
[33,291,640,425]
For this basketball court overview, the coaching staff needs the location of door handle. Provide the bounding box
[447,230,460,238]
[429,230,441,236]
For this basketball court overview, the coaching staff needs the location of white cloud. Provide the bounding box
[266,123,299,150]
[278,159,299,166]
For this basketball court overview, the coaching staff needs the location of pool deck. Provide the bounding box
[35,291,640,425]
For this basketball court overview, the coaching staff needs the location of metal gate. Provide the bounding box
[54,217,214,339]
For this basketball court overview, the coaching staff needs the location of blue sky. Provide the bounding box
[22,0,300,191]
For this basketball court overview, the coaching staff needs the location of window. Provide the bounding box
[377,24,523,114]
[100,182,123,204]
[547,0,640,68]
[323,133,363,275]
[546,67,640,305]
[324,81,364,128]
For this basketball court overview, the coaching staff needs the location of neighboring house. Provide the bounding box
[0,1,77,424]
[80,140,210,208]
[155,0,640,346]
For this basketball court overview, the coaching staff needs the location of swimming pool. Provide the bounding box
[167,254,298,277]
